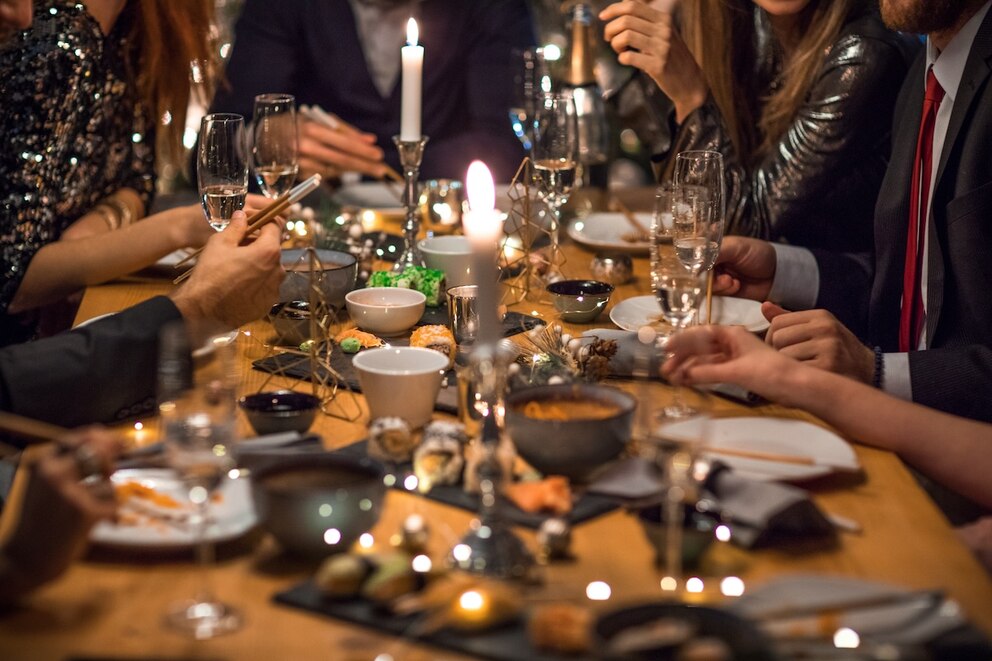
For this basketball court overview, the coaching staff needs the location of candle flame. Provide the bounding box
[466,160,495,213]
[406,17,419,46]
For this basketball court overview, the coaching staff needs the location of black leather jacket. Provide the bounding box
[612,11,919,252]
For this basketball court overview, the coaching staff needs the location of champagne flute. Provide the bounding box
[252,94,299,198]
[509,47,548,152]
[533,91,579,282]
[653,254,706,420]
[198,113,248,231]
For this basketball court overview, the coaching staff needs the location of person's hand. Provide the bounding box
[298,118,387,180]
[170,210,285,342]
[710,236,777,301]
[661,324,810,406]
[763,303,875,384]
[600,0,707,122]
[175,194,273,249]
[956,517,992,573]
[1,428,120,603]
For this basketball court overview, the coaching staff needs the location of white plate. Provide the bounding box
[731,574,964,644]
[332,182,405,215]
[90,468,256,549]
[567,213,654,254]
[660,417,860,482]
[609,295,771,333]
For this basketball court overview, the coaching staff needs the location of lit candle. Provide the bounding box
[463,161,503,346]
[400,18,423,141]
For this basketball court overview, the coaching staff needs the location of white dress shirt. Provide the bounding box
[766,0,992,400]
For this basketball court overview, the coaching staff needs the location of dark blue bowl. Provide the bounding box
[239,390,321,436]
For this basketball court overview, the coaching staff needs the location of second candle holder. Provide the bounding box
[392,135,429,272]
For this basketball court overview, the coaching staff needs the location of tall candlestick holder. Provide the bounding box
[448,344,535,581]
[392,135,429,272]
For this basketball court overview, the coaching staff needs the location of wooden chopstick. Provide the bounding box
[0,411,70,444]
[173,190,293,271]
[702,445,819,466]
[750,589,943,622]
[301,104,404,183]
[612,197,651,237]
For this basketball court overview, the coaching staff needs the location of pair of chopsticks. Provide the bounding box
[700,444,859,471]
[173,174,322,284]
[300,104,404,185]
[611,197,651,239]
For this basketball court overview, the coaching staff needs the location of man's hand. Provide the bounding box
[170,210,285,343]
[710,236,777,301]
[298,118,387,180]
[599,1,707,122]
[763,304,875,384]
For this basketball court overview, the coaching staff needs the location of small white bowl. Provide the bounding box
[345,287,426,336]
[352,347,449,428]
[418,235,475,287]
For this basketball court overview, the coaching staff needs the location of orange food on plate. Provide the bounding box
[115,481,182,509]
[334,328,384,348]
[504,476,572,515]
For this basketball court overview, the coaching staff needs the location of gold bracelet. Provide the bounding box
[93,203,121,231]
[101,196,134,227]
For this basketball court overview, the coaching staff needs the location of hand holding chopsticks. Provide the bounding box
[300,104,403,183]
[173,174,322,284]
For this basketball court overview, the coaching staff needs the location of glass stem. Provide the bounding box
[664,484,685,593]
[193,496,216,603]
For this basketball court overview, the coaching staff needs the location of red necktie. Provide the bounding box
[898,69,945,352]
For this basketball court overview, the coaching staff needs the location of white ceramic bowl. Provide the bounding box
[352,347,449,428]
[418,235,474,288]
[345,287,426,336]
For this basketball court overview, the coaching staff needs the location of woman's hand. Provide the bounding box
[175,193,272,249]
[600,0,708,122]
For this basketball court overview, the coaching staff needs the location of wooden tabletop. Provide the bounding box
[1,233,990,661]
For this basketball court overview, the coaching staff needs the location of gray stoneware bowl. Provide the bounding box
[505,384,636,482]
[239,390,320,436]
[279,249,358,310]
[250,454,386,557]
[546,279,614,323]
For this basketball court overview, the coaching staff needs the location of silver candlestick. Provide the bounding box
[392,135,429,272]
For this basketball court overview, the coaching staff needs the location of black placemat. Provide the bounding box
[333,440,617,528]
[252,311,544,415]
[274,580,596,661]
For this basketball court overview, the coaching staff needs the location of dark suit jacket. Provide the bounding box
[814,10,992,422]
[0,297,180,434]
[211,0,535,182]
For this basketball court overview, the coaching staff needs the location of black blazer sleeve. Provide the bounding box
[0,297,181,431]
[811,249,874,341]
[908,346,992,421]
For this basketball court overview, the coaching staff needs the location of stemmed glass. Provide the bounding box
[159,326,242,639]
[198,113,249,231]
[532,91,579,282]
[671,151,726,323]
[509,47,548,152]
[653,253,706,419]
[252,93,299,199]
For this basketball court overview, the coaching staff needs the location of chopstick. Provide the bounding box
[301,104,404,183]
[611,197,651,237]
[749,589,944,622]
[0,411,69,444]
[173,174,322,285]
[701,445,857,471]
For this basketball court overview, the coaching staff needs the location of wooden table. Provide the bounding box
[1,239,990,661]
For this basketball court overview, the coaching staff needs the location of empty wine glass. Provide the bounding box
[198,113,248,231]
[653,253,706,420]
[509,47,548,152]
[159,325,242,639]
[533,91,579,282]
[252,94,299,199]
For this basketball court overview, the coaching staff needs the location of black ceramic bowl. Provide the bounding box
[239,391,320,436]
[546,279,615,323]
[637,504,718,570]
[250,454,386,557]
[504,384,636,482]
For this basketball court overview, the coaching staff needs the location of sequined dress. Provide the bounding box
[0,0,154,345]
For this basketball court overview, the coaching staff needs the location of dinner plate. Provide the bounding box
[332,182,405,215]
[609,295,771,333]
[568,212,655,254]
[90,468,256,549]
[731,574,965,645]
[660,417,860,482]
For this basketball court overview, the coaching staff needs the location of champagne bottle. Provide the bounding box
[562,3,609,180]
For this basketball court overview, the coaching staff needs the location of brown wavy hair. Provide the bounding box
[681,0,864,163]
[127,0,218,167]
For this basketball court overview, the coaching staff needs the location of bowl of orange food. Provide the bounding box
[505,384,637,481]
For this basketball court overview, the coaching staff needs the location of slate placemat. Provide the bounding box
[332,440,617,529]
[274,580,597,661]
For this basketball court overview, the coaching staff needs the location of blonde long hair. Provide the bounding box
[681,0,863,163]
[127,0,218,167]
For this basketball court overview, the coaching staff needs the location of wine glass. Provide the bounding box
[252,93,299,199]
[509,47,548,152]
[198,113,248,231]
[672,151,725,323]
[532,91,579,282]
[653,253,706,420]
[159,326,242,639]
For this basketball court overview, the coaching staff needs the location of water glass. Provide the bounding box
[252,94,298,198]
[198,113,248,231]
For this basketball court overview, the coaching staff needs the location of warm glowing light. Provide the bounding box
[323,528,342,545]
[318,504,333,517]
[586,581,612,601]
[412,554,432,573]
[542,44,562,61]
[227,468,241,480]
[189,486,208,505]
[404,474,419,491]
[452,543,471,562]
[459,590,485,611]
[466,161,496,215]
[720,576,745,597]
[834,628,860,649]
[134,421,144,431]
[359,533,374,549]
[660,576,678,592]
[383,474,397,487]
[686,577,704,593]
[406,18,419,46]
[715,524,732,542]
